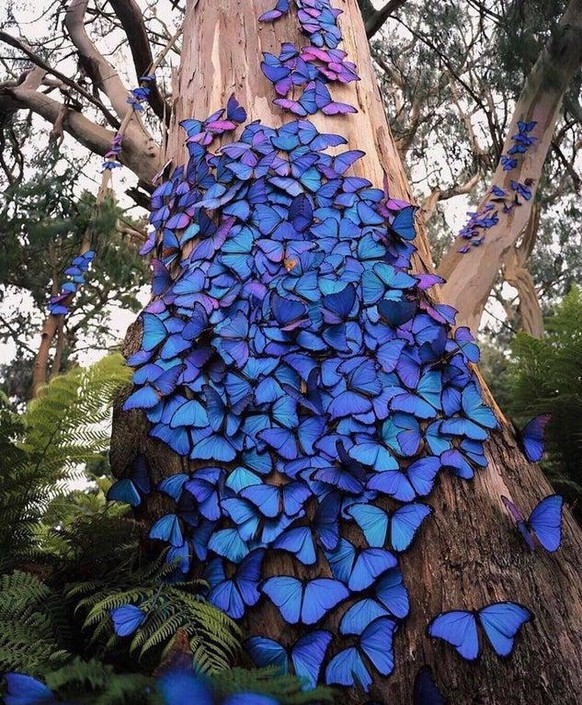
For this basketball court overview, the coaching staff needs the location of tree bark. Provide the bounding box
[438,0,582,333]
[111,1,582,703]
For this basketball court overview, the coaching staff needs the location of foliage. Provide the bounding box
[0,353,130,562]
[507,286,582,516]
[0,161,149,401]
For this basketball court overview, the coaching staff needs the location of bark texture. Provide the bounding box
[111,1,582,703]
[438,0,582,333]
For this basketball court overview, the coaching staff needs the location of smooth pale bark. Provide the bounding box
[438,0,582,334]
[112,1,582,703]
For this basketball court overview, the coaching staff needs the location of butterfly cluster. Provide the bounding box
[260,0,358,116]
[47,250,95,315]
[127,74,155,112]
[457,119,537,254]
[118,53,500,705]
[110,0,558,696]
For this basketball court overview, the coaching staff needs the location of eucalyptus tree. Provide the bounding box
[1,2,581,704]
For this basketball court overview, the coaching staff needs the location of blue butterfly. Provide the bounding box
[325,617,397,690]
[427,601,532,660]
[272,526,317,564]
[501,494,563,552]
[149,514,184,547]
[261,576,349,624]
[107,455,151,507]
[517,414,550,463]
[2,674,57,705]
[205,549,264,619]
[111,604,146,637]
[347,502,433,552]
[246,630,331,690]
[413,666,445,705]
[366,456,441,502]
[324,538,397,591]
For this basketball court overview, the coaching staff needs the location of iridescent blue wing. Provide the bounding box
[208,528,250,563]
[291,631,332,690]
[348,548,398,592]
[360,616,397,676]
[339,598,389,636]
[273,526,317,564]
[325,646,372,691]
[240,484,280,518]
[347,503,389,547]
[302,578,349,624]
[389,503,433,552]
[407,456,441,496]
[518,414,550,463]
[246,636,288,673]
[111,605,146,637]
[226,94,246,123]
[235,548,265,606]
[528,495,563,552]
[390,205,417,240]
[478,602,532,657]
[3,674,56,705]
[107,479,141,507]
[413,666,445,705]
[149,514,183,547]
[427,610,480,660]
[261,576,302,623]
[374,568,409,619]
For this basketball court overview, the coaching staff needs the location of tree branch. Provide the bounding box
[0,30,120,128]
[107,0,170,123]
[4,83,160,183]
[63,0,134,121]
[359,0,408,39]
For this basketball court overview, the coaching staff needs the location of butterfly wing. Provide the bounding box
[302,578,349,624]
[518,414,551,462]
[325,646,372,691]
[291,631,332,690]
[413,666,445,705]
[427,610,480,660]
[261,576,302,623]
[347,504,389,547]
[246,636,288,673]
[527,494,563,552]
[389,503,433,552]
[359,617,397,676]
[3,673,56,705]
[478,602,532,657]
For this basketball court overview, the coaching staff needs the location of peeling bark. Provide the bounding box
[438,0,582,333]
[110,1,582,703]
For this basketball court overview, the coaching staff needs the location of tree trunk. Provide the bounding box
[438,0,582,333]
[111,1,582,703]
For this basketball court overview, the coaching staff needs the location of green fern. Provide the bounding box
[508,285,582,517]
[0,571,72,675]
[0,354,131,563]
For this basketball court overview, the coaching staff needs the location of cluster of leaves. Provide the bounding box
[506,286,582,519]
[0,357,330,704]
